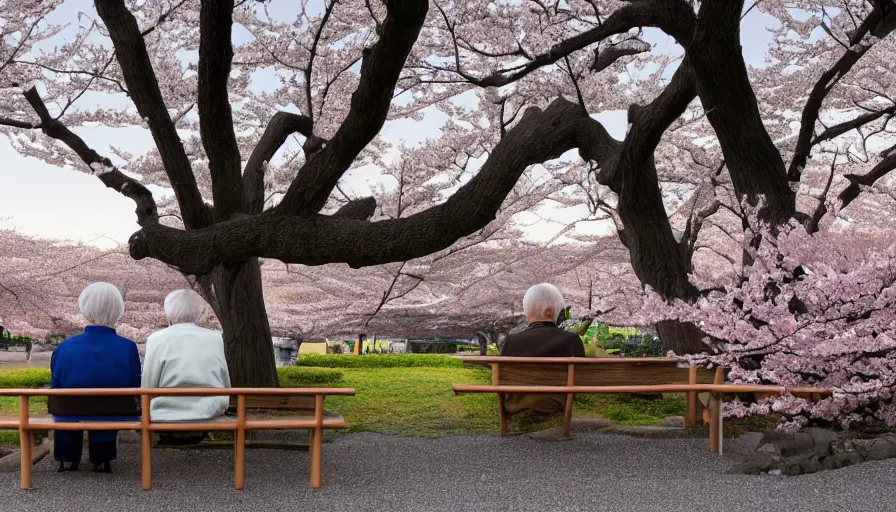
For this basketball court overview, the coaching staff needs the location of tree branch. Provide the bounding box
[331,197,377,220]
[198,0,243,221]
[837,144,896,210]
[243,112,318,213]
[273,0,429,216]
[94,0,210,229]
[130,98,592,273]
[18,87,157,225]
[788,5,895,182]
[688,0,793,224]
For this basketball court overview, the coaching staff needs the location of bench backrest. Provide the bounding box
[227,395,316,412]
[460,357,716,386]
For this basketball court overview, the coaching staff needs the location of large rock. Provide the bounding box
[730,428,896,476]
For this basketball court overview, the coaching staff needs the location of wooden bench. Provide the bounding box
[452,356,829,454]
[0,387,354,490]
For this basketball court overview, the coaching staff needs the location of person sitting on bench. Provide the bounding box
[49,282,141,474]
[500,283,585,415]
[142,290,231,443]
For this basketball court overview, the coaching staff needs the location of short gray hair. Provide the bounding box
[522,283,565,321]
[164,289,208,325]
[79,282,125,327]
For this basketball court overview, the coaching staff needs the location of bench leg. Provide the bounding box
[562,394,574,439]
[310,395,324,488]
[19,396,31,490]
[709,393,721,454]
[496,393,508,436]
[235,395,246,490]
[141,395,152,491]
[686,366,697,428]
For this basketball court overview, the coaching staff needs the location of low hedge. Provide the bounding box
[295,354,463,369]
[0,368,51,389]
[277,367,344,386]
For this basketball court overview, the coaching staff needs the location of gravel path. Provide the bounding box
[1,432,894,511]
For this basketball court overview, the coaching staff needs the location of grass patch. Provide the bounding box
[295,354,463,369]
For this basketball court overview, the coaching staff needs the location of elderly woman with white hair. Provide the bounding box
[142,290,231,428]
[49,282,142,474]
[500,283,585,415]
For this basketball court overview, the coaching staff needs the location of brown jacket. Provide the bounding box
[500,322,585,415]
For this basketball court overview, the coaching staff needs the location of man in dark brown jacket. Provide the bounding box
[500,283,585,415]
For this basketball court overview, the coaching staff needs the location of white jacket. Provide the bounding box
[142,323,231,422]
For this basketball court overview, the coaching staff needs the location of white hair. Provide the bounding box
[79,282,125,327]
[164,289,208,325]
[522,283,566,322]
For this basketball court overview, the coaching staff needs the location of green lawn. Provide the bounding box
[0,358,689,444]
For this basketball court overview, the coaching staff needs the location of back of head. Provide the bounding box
[78,282,125,327]
[522,283,565,323]
[164,289,208,325]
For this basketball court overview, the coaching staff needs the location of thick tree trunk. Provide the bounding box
[613,153,707,355]
[204,258,279,387]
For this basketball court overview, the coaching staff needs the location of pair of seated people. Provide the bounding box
[50,283,230,473]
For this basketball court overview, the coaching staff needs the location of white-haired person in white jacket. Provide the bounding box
[142,290,231,430]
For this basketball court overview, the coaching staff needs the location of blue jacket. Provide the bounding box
[50,326,142,434]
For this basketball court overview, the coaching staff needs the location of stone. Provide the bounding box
[804,427,839,448]
[727,452,777,475]
[0,438,50,473]
[777,432,815,457]
[660,416,685,428]
[767,469,782,476]
[867,436,896,461]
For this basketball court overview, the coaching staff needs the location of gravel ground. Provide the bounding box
[1,432,895,512]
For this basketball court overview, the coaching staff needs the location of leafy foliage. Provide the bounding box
[276,366,344,386]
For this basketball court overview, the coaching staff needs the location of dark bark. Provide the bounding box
[689,0,794,225]
[242,112,317,214]
[206,259,279,388]
[197,0,243,221]
[275,0,430,216]
[838,145,896,210]
[788,5,896,182]
[656,320,708,356]
[94,0,211,229]
[16,87,158,225]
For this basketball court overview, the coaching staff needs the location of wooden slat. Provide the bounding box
[229,395,315,411]
[460,356,684,365]
[453,383,833,394]
[496,363,716,387]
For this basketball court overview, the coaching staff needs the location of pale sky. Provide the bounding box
[0,2,782,249]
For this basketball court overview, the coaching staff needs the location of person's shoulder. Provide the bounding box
[111,333,138,346]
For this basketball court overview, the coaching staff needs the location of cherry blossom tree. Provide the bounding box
[647,201,896,429]
[2,0,896,385]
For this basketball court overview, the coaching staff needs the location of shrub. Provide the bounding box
[295,354,463,369]
[0,369,51,389]
[277,367,344,386]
